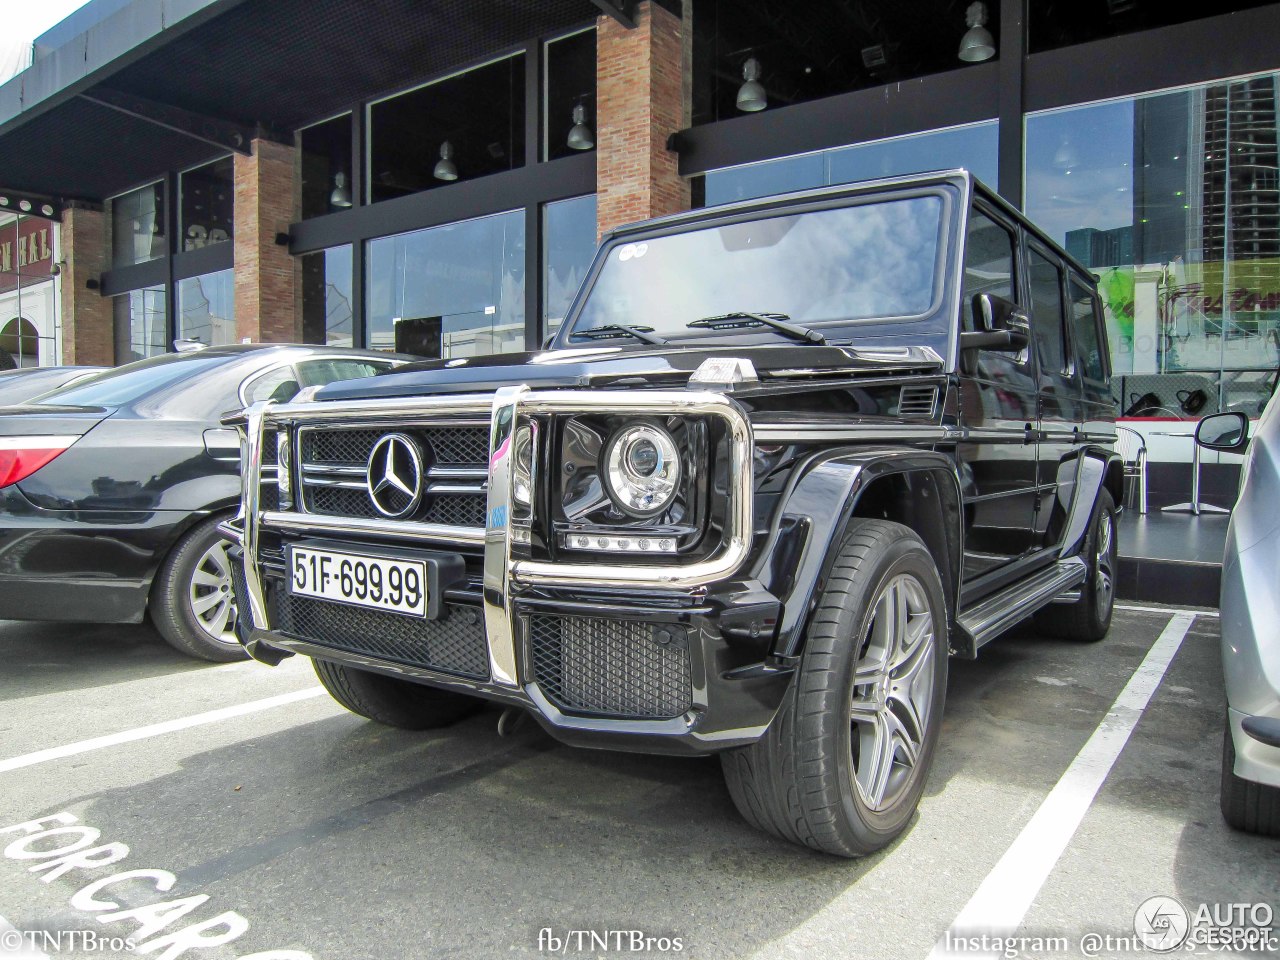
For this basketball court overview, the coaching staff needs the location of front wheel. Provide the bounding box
[721,519,949,857]
[314,659,483,730]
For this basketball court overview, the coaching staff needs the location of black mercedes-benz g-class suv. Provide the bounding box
[224,170,1120,857]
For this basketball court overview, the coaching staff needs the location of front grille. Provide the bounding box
[274,592,489,680]
[527,614,693,719]
[296,424,489,525]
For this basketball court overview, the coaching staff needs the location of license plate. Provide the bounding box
[288,546,427,617]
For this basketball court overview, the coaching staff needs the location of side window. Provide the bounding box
[961,209,1017,332]
[242,365,300,404]
[1027,247,1068,379]
[1069,276,1107,387]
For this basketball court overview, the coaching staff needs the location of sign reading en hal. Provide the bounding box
[0,217,54,295]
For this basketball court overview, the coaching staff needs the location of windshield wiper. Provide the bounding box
[569,323,667,345]
[687,311,826,345]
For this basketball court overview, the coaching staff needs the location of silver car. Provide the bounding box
[1197,399,1280,836]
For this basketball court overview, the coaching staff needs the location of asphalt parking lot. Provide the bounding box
[0,605,1276,960]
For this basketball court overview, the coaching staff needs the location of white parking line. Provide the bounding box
[0,687,326,775]
[1116,602,1218,618]
[927,612,1197,960]
[0,914,50,959]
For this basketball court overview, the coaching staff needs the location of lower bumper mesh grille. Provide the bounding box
[527,614,693,719]
[273,592,489,680]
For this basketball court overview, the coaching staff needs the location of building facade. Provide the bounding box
[0,0,1277,424]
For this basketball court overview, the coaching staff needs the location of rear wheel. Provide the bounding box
[1221,722,1280,836]
[314,658,483,730]
[1036,488,1117,642]
[720,519,948,857]
[150,516,248,662]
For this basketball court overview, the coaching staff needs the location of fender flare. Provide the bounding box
[1057,447,1122,560]
[758,447,964,663]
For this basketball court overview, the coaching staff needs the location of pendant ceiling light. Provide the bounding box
[433,141,459,182]
[329,171,353,209]
[736,57,767,113]
[567,103,595,151]
[958,2,996,63]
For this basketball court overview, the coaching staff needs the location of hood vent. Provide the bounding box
[897,385,938,418]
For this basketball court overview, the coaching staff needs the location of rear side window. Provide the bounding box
[1069,277,1107,386]
[1027,248,1067,377]
[295,359,388,387]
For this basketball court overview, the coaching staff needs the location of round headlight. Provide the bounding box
[604,423,681,517]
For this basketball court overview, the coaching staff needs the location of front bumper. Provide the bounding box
[224,387,789,755]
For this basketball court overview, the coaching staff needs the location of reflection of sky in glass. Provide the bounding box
[543,194,597,332]
[575,196,943,338]
[178,269,235,346]
[704,123,997,206]
[1024,100,1135,247]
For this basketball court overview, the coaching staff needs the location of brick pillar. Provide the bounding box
[59,206,114,366]
[234,139,299,343]
[595,1,691,239]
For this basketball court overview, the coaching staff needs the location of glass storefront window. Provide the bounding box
[703,121,998,206]
[113,286,166,364]
[111,182,166,268]
[545,28,596,161]
[368,55,525,204]
[299,113,354,218]
[1029,1,1273,55]
[366,209,525,358]
[301,245,354,346]
[179,157,233,251]
[543,195,597,337]
[177,270,235,347]
[1025,73,1280,418]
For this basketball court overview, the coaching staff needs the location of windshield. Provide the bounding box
[569,193,946,341]
[34,353,232,407]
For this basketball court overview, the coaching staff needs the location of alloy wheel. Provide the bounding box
[188,538,239,644]
[1095,510,1116,618]
[849,573,936,812]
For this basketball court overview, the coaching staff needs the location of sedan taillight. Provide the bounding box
[0,435,81,488]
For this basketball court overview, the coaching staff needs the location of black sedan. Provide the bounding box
[0,344,407,661]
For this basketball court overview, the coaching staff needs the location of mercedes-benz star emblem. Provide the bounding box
[366,433,423,519]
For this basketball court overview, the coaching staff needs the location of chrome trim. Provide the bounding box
[237,401,272,632]
[260,511,486,545]
[429,466,488,479]
[302,463,364,476]
[301,476,366,490]
[427,482,487,495]
[753,423,959,443]
[482,385,527,688]
[264,395,494,423]
[958,557,1086,650]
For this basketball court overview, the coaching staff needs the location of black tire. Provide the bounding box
[1221,722,1280,837]
[313,658,483,730]
[150,515,249,663]
[721,519,949,857]
[1035,488,1117,642]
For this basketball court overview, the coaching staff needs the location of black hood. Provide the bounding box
[315,344,944,401]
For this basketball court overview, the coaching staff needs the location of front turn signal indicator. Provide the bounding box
[0,435,81,488]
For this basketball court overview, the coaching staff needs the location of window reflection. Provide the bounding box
[368,56,525,204]
[1025,73,1280,417]
[704,121,998,206]
[179,157,233,251]
[177,270,235,347]
[113,286,166,363]
[301,246,354,346]
[366,210,525,358]
[111,183,165,268]
[543,195,597,336]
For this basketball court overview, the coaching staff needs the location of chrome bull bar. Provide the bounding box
[223,387,754,690]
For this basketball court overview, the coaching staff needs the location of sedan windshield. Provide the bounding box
[33,353,232,407]
[569,194,945,341]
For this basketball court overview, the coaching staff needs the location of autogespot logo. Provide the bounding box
[366,433,423,519]
[1134,895,1191,952]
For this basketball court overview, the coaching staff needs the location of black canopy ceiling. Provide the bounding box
[0,0,600,201]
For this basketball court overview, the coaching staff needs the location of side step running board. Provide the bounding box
[956,557,1088,655]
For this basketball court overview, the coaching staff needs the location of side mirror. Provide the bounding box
[960,294,1030,352]
[1194,411,1250,454]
